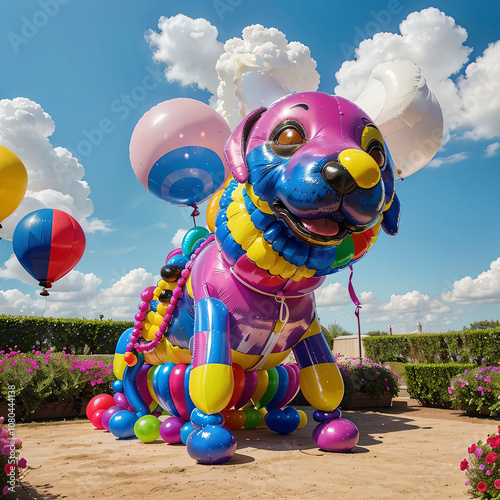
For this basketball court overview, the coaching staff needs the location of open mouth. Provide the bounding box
[272,201,349,246]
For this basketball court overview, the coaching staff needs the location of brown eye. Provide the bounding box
[369,147,385,167]
[276,127,304,146]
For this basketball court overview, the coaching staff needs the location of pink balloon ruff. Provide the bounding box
[126,234,215,354]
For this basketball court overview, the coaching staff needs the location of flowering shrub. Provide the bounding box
[336,356,400,403]
[0,416,27,497]
[0,348,114,421]
[461,425,500,499]
[449,367,500,417]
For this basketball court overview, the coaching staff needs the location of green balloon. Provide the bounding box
[331,236,355,270]
[255,368,279,409]
[243,407,260,429]
[134,415,160,443]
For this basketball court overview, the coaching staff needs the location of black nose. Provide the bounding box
[321,161,357,194]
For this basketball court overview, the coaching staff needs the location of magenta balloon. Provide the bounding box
[170,364,190,421]
[234,370,258,410]
[165,248,182,265]
[113,392,129,409]
[101,406,123,431]
[137,364,153,407]
[313,418,359,452]
[160,416,185,444]
[129,98,231,206]
[276,364,299,409]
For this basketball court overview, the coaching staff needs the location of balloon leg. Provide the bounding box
[185,408,236,464]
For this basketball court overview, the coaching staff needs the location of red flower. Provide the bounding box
[460,458,469,471]
[485,452,498,464]
[468,443,478,454]
[494,479,500,489]
[477,482,487,493]
[492,435,500,448]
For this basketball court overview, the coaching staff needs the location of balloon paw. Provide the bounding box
[186,424,236,464]
[265,407,300,434]
[312,418,359,452]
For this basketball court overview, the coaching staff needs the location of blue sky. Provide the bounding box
[0,0,499,335]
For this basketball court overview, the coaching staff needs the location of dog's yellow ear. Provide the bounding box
[224,107,266,183]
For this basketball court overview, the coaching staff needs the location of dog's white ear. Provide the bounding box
[224,107,266,183]
[354,59,443,179]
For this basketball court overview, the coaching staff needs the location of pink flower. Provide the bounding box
[460,458,469,470]
[27,369,32,373]
[3,485,10,495]
[485,452,498,464]
[10,361,15,366]
[478,386,483,391]
[97,378,103,384]
[0,417,4,425]
[18,457,27,469]
[90,381,96,386]
[486,470,491,476]
[494,479,500,489]
[477,481,487,493]
[464,369,468,374]
[475,448,484,457]
[448,387,453,394]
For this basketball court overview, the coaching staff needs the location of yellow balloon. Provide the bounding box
[206,188,223,233]
[0,145,28,223]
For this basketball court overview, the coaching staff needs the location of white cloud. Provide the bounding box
[485,142,500,157]
[171,228,188,248]
[146,16,319,129]
[335,8,500,142]
[427,151,470,167]
[315,282,350,308]
[442,258,500,303]
[0,289,44,317]
[146,14,224,94]
[0,98,112,239]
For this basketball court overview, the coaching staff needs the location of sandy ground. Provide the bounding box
[13,406,499,500]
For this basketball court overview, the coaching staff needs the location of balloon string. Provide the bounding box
[191,203,200,227]
[348,265,363,357]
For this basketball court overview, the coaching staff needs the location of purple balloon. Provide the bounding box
[234,370,258,410]
[101,406,123,431]
[160,416,186,444]
[114,392,130,409]
[313,418,359,452]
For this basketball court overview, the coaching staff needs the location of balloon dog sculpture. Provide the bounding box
[88,60,443,464]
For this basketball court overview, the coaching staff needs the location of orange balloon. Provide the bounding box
[206,189,224,233]
[222,409,247,430]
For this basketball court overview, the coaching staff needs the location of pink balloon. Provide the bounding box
[170,364,190,421]
[276,364,299,409]
[160,416,185,444]
[234,370,258,410]
[129,98,231,206]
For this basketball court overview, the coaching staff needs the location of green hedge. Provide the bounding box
[363,328,500,366]
[0,315,133,354]
[404,363,476,407]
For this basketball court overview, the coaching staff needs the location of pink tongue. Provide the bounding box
[301,217,339,236]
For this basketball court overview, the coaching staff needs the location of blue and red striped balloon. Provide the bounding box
[13,209,86,293]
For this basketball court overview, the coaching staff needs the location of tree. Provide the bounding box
[321,322,352,349]
[464,320,500,331]
[365,330,389,336]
